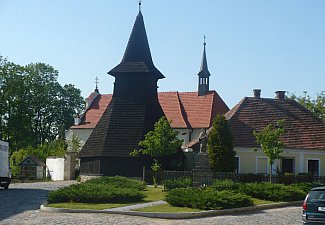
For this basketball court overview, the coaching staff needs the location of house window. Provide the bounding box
[256,157,268,174]
[282,158,294,174]
[308,159,320,177]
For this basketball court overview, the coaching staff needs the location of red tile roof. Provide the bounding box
[225,97,325,150]
[72,94,112,129]
[73,91,229,129]
[178,91,229,128]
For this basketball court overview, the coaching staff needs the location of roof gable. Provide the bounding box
[19,156,45,167]
[226,97,325,150]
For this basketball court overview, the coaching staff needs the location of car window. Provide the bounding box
[308,190,325,202]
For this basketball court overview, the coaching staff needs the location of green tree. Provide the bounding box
[66,133,82,153]
[131,116,183,159]
[208,115,236,172]
[253,120,285,182]
[290,92,325,122]
[0,58,84,151]
[131,116,183,187]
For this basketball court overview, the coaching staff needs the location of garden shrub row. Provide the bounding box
[238,182,305,201]
[165,179,308,210]
[165,187,253,210]
[85,176,146,191]
[48,176,146,204]
[164,177,192,190]
[211,179,306,201]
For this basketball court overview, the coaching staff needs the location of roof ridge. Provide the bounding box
[176,91,191,128]
[225,97,248,120]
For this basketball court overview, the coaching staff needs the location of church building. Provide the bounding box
[68,4,228,177]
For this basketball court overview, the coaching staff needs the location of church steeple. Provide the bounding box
[198,36,211,96]
[108,6,164,80]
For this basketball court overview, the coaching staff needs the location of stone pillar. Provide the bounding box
[64,152,77,180]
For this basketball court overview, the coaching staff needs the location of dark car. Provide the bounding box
[303,186,325,224]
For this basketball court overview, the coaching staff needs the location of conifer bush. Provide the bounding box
[239,182,305,201]
[47,176,145,204]
[165,187,253,210]
[85,176,146,191]
[164,177,192,190]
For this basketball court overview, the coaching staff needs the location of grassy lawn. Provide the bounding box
[46,185,275,211]
[46,202,130,210]
[252,198,274,205]
[143,186,165,202]
[135,203,202,213]
[135,197,275,213]
[47,186,165,209]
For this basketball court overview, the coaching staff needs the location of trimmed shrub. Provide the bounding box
[85,176,146,191]
[48,176,145,204]
[164,177,192,190]
[165,188,200,207]
[165,187,253,210]
[211,179,240,191]
[239,182,305,201]
[196,189,253,210]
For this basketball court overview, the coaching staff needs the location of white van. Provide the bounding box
[0,140,10,189]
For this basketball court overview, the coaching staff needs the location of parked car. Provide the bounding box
[303,186,325,224]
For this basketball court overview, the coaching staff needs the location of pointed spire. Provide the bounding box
[198,36,210,96]
[108,3,164,79]
[138,0,142,12]
[95,76,99,93]
[198,35,211,78]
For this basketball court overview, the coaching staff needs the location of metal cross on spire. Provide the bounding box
[95,76,99,92]
[138,0,142,11]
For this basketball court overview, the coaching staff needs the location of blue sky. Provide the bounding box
[0,0,324,108]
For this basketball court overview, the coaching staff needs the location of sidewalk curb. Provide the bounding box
[40,201,302,219]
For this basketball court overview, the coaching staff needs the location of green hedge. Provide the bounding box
[48,176,145,204]
[211,179,240,191]
[85,176,146,191]
[165,188,253,210]
[239,182,305,201]
[164,177,192,190]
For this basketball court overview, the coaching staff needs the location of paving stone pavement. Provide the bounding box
[0,181,304,225]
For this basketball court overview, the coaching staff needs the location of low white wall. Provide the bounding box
[46,158,65,181]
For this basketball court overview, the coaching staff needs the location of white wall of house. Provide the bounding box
[65,128,92,148]
[235,147,325,176]
[46,158,65,181]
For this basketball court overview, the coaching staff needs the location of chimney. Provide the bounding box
[253,89,261,98]
[74,113,81,126]
[275,91,286,99]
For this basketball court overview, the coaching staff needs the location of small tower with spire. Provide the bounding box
[198,35,211,96]
[79,2,165,177]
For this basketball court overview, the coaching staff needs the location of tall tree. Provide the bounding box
[253,120,285,182]
[0,57,84,151]
[208,115,236,172]
[290,92,325,122]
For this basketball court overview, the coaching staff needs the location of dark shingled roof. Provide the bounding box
[225,97,325,150]
[108,11,164,79]
[79,97,164,157]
